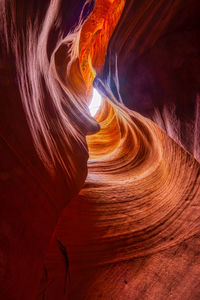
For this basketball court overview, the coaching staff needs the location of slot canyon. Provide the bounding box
[0,0,200,299]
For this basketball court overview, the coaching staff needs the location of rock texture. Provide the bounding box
[1,0,200,299]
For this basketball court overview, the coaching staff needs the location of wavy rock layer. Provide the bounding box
[0,0,95,299]
[53,102,200,299]
[1,0,200,299]
[40,0,200,299]
[102,0,200,161]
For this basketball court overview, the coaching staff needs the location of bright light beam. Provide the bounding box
[89,88,102,117]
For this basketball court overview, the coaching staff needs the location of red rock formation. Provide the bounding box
[0,0,97,298]
[1,0,200,299]
[102,0,200,160]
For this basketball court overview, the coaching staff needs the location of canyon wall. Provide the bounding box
[0,0,200,299]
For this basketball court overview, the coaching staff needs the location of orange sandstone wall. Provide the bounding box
[39,0,200,299]
[0,0,200,299]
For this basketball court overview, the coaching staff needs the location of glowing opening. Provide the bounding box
[89,88,102,116]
